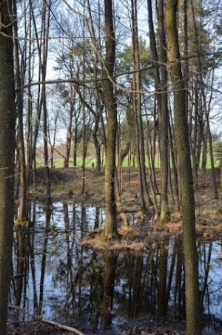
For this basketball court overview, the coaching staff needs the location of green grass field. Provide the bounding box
[36,154,220,170]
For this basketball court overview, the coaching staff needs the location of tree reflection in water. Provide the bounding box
[10,201,222,333]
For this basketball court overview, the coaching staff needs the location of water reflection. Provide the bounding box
[10,201,222,333]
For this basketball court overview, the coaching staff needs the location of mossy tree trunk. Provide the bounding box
[103,0,118,239]
[165,1,200,334]
[0,1,16,333]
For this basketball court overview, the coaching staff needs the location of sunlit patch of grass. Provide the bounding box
[81,235,145,252]
[195,205,222,227]
[167,222,182,234]
[170,212,181,224]
[203,229,214,239]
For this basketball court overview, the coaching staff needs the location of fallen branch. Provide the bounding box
[42,319,85,335]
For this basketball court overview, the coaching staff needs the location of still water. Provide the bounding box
[10,200,222,333]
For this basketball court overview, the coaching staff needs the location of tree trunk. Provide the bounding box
[165,1,200,334]
[147,0,169,222]
[13,1,27,221]
[131,0,152,211]
[92,114,102,174]
[64,85,74,168]
[0,2,16,333]
[73,123,78,167]
[103,0,118,239]
[41,0,52,207]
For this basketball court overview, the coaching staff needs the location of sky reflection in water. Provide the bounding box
[11,201,222,333]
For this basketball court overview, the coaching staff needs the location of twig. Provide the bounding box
[24,323,42,335]
[42,319,85,335]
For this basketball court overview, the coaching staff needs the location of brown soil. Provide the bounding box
[7,319,187,335]
[7,317,219,335]
[9,167,222,335]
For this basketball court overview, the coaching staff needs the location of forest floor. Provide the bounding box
[8,167,222,335]
[29,166,222,247]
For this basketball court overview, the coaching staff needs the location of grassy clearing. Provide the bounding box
[36,154,220,170]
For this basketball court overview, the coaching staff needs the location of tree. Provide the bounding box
[116,39,151,199]
[40,0,52,205]
[131,0,152,211]
[165,1,200,334]
[189,0,218,197]
[103,0,118,239]
[0,1,16,333]
[147,0,170,222]
[13,0,28,223]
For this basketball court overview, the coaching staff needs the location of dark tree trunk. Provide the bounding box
[13,0,27,222]
[132,0,152,211]
[103,0,118,239]
[147,0,170,222]
[64,87,74,168]
[165,1,200,333]
[0,2,16,333]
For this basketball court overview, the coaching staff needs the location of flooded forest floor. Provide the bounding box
[7,167,222,335]
[33,167,222,245]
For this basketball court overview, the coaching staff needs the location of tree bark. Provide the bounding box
[13,0,27,222]
[64,84,75,168]
[132,0,152,211]
[0,1,16,333]
[147,0,169,222]
[103,0,118,239]
[165,1,200,334]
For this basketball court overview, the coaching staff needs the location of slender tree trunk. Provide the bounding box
[13,10,31,299]
[132,0,152,211]
[26,5,34,173]
[81,43,87,193]
[147,0,169,222]
[64,85,74,168]
[81,106,87,194]
[92,114,102,174]
[85,0,103,174]
[0,1,16,333]
[168,115,180,210]
[13,1,27,221]
[103,0,118,239]
[73,122,79,167]
[165,1,200,334]
[157,0,170,222]
[29,0,42,171]
[41,0,52,206]
[190,0,218,198]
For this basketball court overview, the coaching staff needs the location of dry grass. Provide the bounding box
[30,167,222,248]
